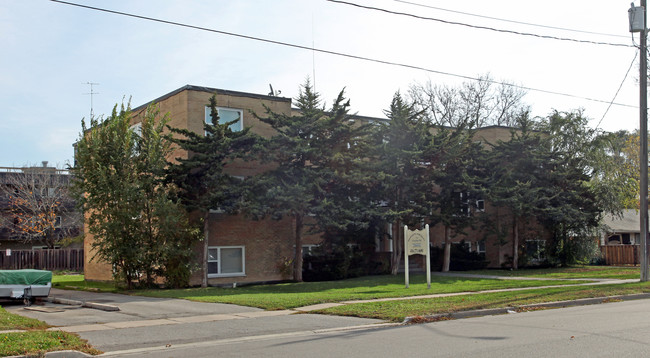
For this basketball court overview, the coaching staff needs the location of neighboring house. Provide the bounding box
[600,209,641,265]
[0,163,82,250]
[82,85,551,285]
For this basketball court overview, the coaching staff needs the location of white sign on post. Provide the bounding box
[404,224,431,289]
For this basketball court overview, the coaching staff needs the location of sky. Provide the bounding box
[0,0,643,167]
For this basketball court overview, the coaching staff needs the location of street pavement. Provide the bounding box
[97,298,650,358]
[4,288,385,354]
[2,274,645,356]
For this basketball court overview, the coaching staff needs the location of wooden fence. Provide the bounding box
[600,245,639,266]
[0,249,83,271]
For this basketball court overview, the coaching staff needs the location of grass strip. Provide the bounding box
[53,274,121,292]
[463,266,639,279]
[0,307,48,330]
[134,274,592,310]
[0,331,101,357]
[315,282,650,322]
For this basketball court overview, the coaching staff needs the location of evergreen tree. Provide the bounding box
[166,94,256,287]
[244,80,368,281]
[484,114,550,269]
[373,92,433,274]
[426,124,485,272]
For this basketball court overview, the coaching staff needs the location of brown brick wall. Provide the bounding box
[187,213,296,285]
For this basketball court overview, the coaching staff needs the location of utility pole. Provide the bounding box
[630,1,649,281]
[642,0,649,282]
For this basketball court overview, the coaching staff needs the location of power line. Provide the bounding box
[327,0,633,48]
[392,0,628,39]
[49,0,637,109]
[595,52,638,129]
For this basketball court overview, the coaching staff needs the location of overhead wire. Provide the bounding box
[326,0,633,48]
[391,0,628,39]
[595,51,638,129]
[49,0,637,110]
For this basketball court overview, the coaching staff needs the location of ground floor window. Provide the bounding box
[477,240,486,254]
[525,240,546,262]
[207,246,245,277]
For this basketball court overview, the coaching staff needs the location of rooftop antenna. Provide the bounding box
[83,82,99,119]
[312,12,316,92]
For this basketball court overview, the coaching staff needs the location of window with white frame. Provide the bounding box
[205,106,243,133]
[476,199,485,212]
[454,191,470,217]
[454,191,484,216]
[130,122,142,137]
[207,246,245,277]
[477,240,486,254]
[302,244,318,257]
[525,240,546,262]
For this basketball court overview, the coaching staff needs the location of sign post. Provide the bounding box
[404,224,431,289]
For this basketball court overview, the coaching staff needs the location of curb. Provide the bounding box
[46,297,120,312]
[403,292,650,323]
[6,350,94,358]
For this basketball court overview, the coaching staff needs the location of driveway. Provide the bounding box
[4,288,385,353]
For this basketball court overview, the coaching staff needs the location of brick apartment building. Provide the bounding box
[83,85,550,285]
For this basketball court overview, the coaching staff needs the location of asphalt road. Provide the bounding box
[96,298,650,358]
[4,288,384,353]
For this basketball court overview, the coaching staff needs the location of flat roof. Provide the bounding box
[132,85,292,112]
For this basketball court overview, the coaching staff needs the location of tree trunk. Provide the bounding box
[293,213,304,282]
[202,212,209,288]
[512,217,519,270]
[442,226,451,272]
[390,221,402,275]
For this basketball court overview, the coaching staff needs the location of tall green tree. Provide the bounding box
[72,104,197,288]
[373,92,433,274]
[484,114,552,269]
[590,129,640,215]
[166,94,256,287]
[426,125,485,272]
[244,80,368,281]
[534,111,603,265]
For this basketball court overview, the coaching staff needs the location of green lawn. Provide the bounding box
[133,274,593,310]
[315,281,650,322]
[0,307,100,356]
[52,273,121,292]
[463,266,640,280]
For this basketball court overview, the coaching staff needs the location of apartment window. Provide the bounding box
[207,246,245,277]
[476,199,485,212]
[130,122,142,137]
[302,244,318,257]
[477,240,486,254]
[54,216,61,228]
[205,106,243,133]
[454,191,470,217]
[525,240,546,262]
[454,191,484,216]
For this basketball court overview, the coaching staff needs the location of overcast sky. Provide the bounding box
[0,0,642,167]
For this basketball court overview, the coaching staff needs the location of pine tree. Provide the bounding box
[373,92,433,274]
[244,80,368,281]
[166,94,256,287]
[426,124,485,272]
